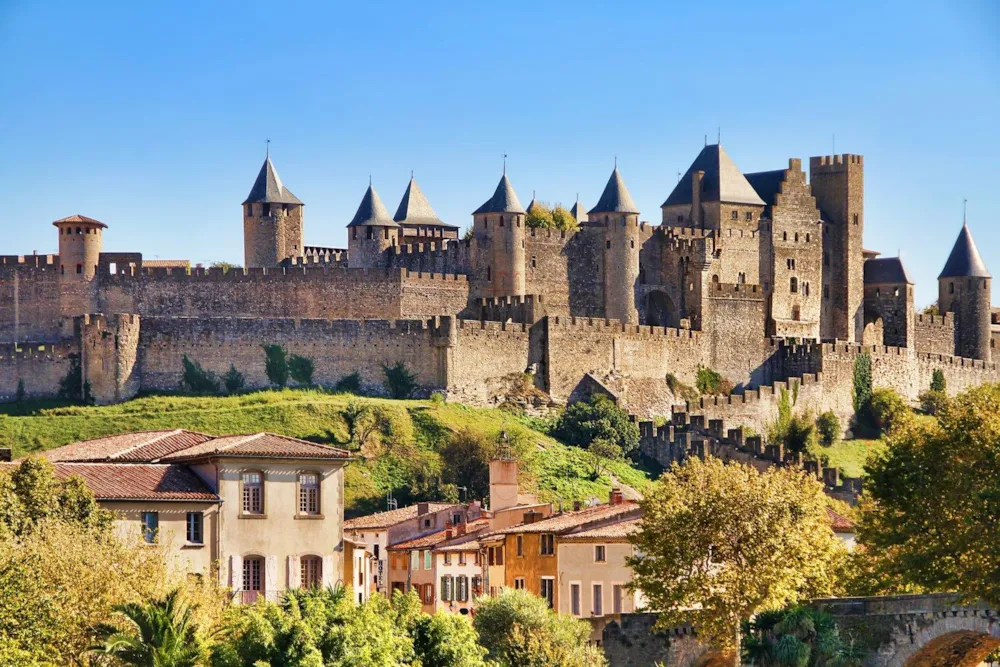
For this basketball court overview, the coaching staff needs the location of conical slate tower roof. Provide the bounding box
[939,224,990,279]
[473,173,525,215]
[393,177,447,227]
[590,167,639,215]
[348,184,399,228]
[243,157,303,205]
[570,198,587,223]
[525,193,543,214]
[662,144,764,208]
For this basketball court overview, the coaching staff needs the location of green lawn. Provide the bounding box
[0,390,653,515]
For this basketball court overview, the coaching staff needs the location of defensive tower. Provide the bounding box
[242,156,304,268]
[810,154,864,342]
[938,222,991,361]
[472,171,526,297]
[54,214,105,318]
[589,166,641,323]
[347,183,399,269]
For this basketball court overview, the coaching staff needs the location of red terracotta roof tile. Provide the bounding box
[40,430,213,463]
[160,433,351,462]
[486,501,641,536]
[389,519,490,551]
[827,507,855,533]
[561,517,642,542]
[344,503,460,530]
[0,462,218,502]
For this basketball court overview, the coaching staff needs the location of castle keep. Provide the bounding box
[1,146,996,428]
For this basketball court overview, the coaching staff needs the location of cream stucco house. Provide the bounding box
[25,429,351,602]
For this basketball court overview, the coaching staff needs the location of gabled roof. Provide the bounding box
[473,174,525,215]
[160,432,351,462]
[393,177,451,228]
[39,430,214,463]
[590,167,639,215]
[570,198,587,223]
[243,157,303,206]
[826,507,855,533]
[662,144,765,208]
[486,501,641,535]
[939,224,991,279]
[388,518,490,551]
[52,214,107,229]
[864,257,914,285]
[348,184,399,228]
[0,462,219,502]
[344,503,461,530]
[560,517,641,542]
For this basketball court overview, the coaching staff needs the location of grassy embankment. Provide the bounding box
[0,390,655,515]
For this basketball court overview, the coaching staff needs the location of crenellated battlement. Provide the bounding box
[916,313,954,327]
[547,315,701,340]
[401,269,468,283]
[0,340,75,360]
[456,319,530,334]
[0,254,58,268]
[809,153,864,171]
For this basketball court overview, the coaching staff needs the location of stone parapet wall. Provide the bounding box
[0,339,76,401]
[914,312,955,356]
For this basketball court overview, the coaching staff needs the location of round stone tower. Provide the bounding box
[54,214,105,319]
[242,155,304,268]
[589,167,641,324]
[472,172,525,297]
[938,222,991,361]
[347,183,399,269]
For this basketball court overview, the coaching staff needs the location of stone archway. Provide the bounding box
[645,290,677,327]
[894,627,1000,667]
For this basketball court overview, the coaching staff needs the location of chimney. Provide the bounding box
[523,510,542,524]
[456,522,467,536]
[446,528,454,539]
[572,500,582,512]
[691,170,704,227]
[0,448,11,463]
[609,488,625,505]
[417,502,430,516]
[489,459,519,513]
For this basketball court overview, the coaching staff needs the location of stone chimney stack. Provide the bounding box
[489,459,519,512]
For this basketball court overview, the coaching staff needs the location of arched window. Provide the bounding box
[243,556,264,604]
[76,227,82,234]
[712,274,719,283]
[298,473,320,516]
[790,277,798,293]
[804,282,810,296]
[300,555,322,589]
[630,239,634,248]
[853,213,859,225]
[241,471,264,515]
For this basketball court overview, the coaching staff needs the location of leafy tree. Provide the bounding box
[922,301,939,316]
[742,606,861,667]
[865,387,911,435]
[628,457,844,665]
[525,203,555,229]
[857,383,1000,605]
[181,355,220,394]
[264,344,289,387]
[209,261,241,273]
[851,353,872,414]
[815,411,840,447]
[553,394,640,454]
[383,361,418,399]
[930,368,946,392]
[586,437,624,478]
[223,365,245,394]
[412,611,487,667]
[772,413,816,454]
[90,588,206,667]
[0,456,111,537]
[335,371,363,394]
[439,429,493,500]
[289,354,315,385]
[57,353,94,405]
[918,389,949,416]
[551,206,579,232]
[473,588,607,667]
[342,400,375,448]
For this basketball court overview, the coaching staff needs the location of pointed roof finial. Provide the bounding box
[614,155,618,169]
[704,134,707,147]
[266,138,270,158]
[963,198,968,225]
[503,153,507,175]
[717,127,721,144]
[411,169,414,180]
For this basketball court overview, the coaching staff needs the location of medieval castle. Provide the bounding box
[1,144,996,434]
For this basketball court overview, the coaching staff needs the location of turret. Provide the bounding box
[938,223,991,361]
[242,156,304,268]
[589,166,640,323]
[347,183,399,269]
[472,172,525,297]
[393,175,458,242]
[54,214,105,318]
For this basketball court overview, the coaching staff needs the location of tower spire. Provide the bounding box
[266,138,270,158]
[963,198,968,225]
[503,153,507,175]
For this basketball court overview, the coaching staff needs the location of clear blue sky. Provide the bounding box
[1,0,997,307]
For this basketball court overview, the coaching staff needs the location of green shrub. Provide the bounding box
[695,366,733,395]
[262,344,288,387]
[553,394,640,455]
[525,203,555,229]
[222,365,245,394]
[666,373,698,401]
[374,406,415,454]
[342,400,374,448]
[867,387,911,435]
[919,389,949,416]
[335,371,362,394]
[288,354,315,385]
[815,411,840,447]
[383,361,418,399]
[930,368,946,392]
[180,355,219,394]
[852,353,873,413]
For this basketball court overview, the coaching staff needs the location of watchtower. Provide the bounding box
[938,223,991,361]
[346,183,399,269]
[810,154,864,342]
[242,156,304,268]
[472,172,526,298]
[54,214,105,318]
[589,166,641,323]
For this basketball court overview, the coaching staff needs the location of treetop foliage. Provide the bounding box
[553,393,640,454]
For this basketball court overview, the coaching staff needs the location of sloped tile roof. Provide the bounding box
[40,430,214,463]
[864,257,914,285]
[389,519,490,551]
[243,157,303,205]
[344,503,460,530]
[348,184,399,228]
[486,501,641,535]
[473,174,525,215]
[743,169,785,208]
[939,224,990,279]
[826,507,855,533]
[560,517,641,542]
[662,144,765,208]
[53,214,107,228]
[589,168,639,215]
[393,177,451,228]
[160,433,350,462]
[0,462,219,502]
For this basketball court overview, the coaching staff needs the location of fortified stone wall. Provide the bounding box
[138,316,450,395]
[446,320,536,406]
[914,313,955,356]
[0,340,75,401]
[96,266,468,321]
[602,615,711,667]
[463,295,547,324]
[0,259,65,341]
[704,282,773,387]
[525,228,606,318]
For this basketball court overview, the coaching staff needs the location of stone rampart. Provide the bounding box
[447,319,537,405]
[0,262,64,341]
[914,313,955,356]
[0,340,76,401]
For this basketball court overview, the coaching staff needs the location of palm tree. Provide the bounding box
[90,588,206,667]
